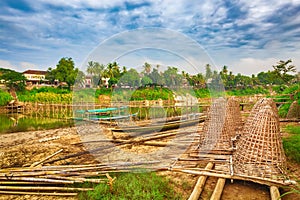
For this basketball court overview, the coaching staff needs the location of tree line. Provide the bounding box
[0,57,298,92]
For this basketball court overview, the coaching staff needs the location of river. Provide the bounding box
[0,113,74,134]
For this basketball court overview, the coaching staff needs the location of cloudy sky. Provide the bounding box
[1,0,300,75]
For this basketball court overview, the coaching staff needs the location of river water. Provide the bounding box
[0,113,74,134]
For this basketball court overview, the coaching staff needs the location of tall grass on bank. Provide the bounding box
[283,125,300,163]
[0,90,13,106]
[79,172,182,200]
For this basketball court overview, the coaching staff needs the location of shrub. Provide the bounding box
[0,90,13,106]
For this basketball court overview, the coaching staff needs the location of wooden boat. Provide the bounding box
[111,115,206,133]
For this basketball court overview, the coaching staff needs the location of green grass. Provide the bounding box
[283,125,300,163]
[79,172,182,200]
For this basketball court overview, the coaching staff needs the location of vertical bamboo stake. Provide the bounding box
[188,162,214,200]
[210,178,226,200]
[270,186,281,200]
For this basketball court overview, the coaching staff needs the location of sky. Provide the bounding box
[0,0,300,75]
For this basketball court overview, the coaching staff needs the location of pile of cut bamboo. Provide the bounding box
[0,161,160,196]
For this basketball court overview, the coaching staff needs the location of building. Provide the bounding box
[23,70,48,85]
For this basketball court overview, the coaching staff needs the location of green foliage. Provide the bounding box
[79,172,181,200]
[141,75,153,85]
[274,83,300,117]
[272,59,296,83]
[47,57,80,89]
[0,70,26,91]
[193,88,211,98]
[272,85,288,94]
[226,87,269,96]
[120,68,140,87]
[130,86,174,101]
[283,125,300,163]
[17,88,72,103]
[0,90,13,106]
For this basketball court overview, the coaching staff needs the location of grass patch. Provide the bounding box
[283,125,300,163]
[79,172,182,200]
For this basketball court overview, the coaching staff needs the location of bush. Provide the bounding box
[0,90,13,106]
[130,87,174,101]
[226,87,269,96]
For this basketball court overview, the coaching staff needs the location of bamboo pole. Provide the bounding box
[0,191,77,196]
[210,178,226,200]
[0,186,93,191]
[270,186,281,200]
[172,169,295,187]
[188,162,214,200]
[0,177,74,184]
[30,149,64,167]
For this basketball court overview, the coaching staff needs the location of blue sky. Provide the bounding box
[0,0,300,75]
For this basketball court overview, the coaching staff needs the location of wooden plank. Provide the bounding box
[210,178,226,200]
[270,186,281,200]
[188,162,214,200]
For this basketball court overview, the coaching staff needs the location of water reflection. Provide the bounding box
[0,114,74,134]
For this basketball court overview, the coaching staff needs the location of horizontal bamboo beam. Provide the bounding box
[0,186,93,191]
[172,168,295,187]
[0,190,77,196]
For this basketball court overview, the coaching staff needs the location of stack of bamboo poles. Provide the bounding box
[0,161,161,196]
[233,99,287,180]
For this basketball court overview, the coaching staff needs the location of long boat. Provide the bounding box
[111,115,206,133]
[76,106,128,114]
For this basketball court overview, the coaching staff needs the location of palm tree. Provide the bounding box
[143,62,152,74]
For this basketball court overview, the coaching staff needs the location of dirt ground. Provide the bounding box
[0,121,299,200]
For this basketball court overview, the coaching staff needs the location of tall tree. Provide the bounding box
[143,62,152,74]
[272,59,296,83]
[50,57,79,89]
[119,68,140,88]
[0,71,26,91]
[205,64,212,80]
[86,61,105,86]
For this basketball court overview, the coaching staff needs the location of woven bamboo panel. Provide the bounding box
[242,98,278,137]
[286,100,300,119]
[199,97,241,151]
[233,102,287,180]
[226,97,243,132]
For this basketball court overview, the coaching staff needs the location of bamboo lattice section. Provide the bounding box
[233,99,287,180]
[199,97,241,151]
[241,98,278,137]
[226,97,243,133]
[286,100,300,119]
